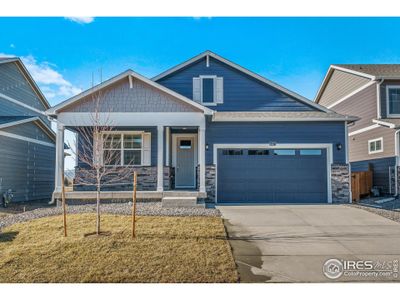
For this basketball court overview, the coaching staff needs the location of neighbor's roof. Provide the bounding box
[0,116,56,142]
[0,56,51,109]
[334,64,400,78]
[46,69,214,115]
[153,50,330,113]
[212,111,359,122]
[373,118,400,129]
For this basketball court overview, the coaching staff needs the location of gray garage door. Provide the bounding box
[217,148,328,203]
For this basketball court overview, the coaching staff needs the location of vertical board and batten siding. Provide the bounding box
[156,56,317,112]
[318,69,371,107]
[351,157,396,194]
[0,62,50,126]
[349,126,395,162]
[331,83,377,132]
[379,79,400,119]
[76,127,158,168]
[0,134,55,202]
[61,78,200,113]
[205,120,346,164]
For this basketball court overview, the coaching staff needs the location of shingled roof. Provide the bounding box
[334,64,400,78]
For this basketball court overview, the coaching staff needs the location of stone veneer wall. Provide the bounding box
[74,166,172,191]
[196,164,216,203]
[331,164,350,204]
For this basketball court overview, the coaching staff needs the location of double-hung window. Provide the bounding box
[386,85,400,117]
[368,137,383,154]
[102,132,144,166]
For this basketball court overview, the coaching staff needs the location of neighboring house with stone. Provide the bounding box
[47,51,355,205]
[0,57,56,202]
[316,64,400,195]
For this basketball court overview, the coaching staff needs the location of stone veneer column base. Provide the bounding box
[331,164,350,204]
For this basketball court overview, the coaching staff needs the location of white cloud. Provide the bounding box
[65,17,94,24]
[0,52,82,101]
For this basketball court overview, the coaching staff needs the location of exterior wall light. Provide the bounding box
[336,143,342,150]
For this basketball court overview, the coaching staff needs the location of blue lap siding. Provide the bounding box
[205,120,346,165]
[156,56,316,112]
[351,157,396,194]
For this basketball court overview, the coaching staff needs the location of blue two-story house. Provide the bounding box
[47,51,356,205]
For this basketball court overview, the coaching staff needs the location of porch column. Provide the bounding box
[157,125,164,192]
[55,122,65,192]
[198,127,206,193]
[165,126,170,166]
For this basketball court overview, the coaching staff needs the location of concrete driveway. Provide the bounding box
[218,205,400,282]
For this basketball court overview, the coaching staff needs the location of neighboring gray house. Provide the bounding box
[48,51,356,205]
[0,57,56,202]
[315,64,400,195]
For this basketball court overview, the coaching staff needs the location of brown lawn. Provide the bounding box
[0,214,238,283]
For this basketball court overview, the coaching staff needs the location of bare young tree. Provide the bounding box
[69,93,135,235]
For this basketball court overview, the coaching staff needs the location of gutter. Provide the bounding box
[376,79,384,119]
[395,129,400,196]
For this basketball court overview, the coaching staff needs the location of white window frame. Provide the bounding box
[199,75,217,106]
[386,85,400,117]
[368,137,384,154]
[101,131,144,166]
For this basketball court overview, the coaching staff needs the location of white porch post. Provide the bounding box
[157,125,164,192]
[198,127,206,193]
[55,122,65,192]
[165,126,170,166]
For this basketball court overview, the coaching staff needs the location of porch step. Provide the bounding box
[162,196,205,208]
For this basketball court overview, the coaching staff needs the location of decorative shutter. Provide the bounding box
[142,132,151,166]
[215,77,224,104]
[193,77,201,102]
[92,131,102,165]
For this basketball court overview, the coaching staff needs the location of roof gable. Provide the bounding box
[47,70,212,115]
[0,57,50,109]
[153,51,330,113]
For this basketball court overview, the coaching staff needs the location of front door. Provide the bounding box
[175,136,196,188]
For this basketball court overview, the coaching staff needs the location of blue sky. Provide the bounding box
[2,17,400,105]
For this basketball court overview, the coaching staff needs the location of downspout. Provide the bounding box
[395,129,400,196]
[376,79,384,119]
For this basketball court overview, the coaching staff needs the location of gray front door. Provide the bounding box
[175,136,196,188]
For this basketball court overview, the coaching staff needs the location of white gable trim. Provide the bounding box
[315,65,375,103]
[152,51,330,113]
[0,116,56,142]
[0,92,47,116]
[47,70,213,115]
[0,130,55,147]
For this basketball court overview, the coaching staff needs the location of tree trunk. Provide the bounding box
[96,182,100,235]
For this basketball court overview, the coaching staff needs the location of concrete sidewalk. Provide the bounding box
[218,205,400,282]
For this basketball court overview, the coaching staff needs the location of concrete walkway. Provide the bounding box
[218,205,400,282]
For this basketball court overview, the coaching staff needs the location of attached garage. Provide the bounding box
[216,147,329,204]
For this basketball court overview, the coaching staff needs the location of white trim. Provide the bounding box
[57,112,206,128]
[157,126,164,192]
[165,126,170,166]
[348,124,380,137]
[152,51,330,113]
[0,116,38,129]
[47,70,213,115]
[386,85,400,118]
[377,79,384,119]
[372,119,397,129]
[55,123,65,191]
[212,113,358,122]
[171,133,198,188]
[345,124,349,164]
[330,65,376,80]
[0,92,47,116]
[206,55,210,68]
[198,128,206,193]
[212,143,333,204]
[128,74,133,89]
[326,81,376,109]
[368,137,384,154]
[0,130,55,147]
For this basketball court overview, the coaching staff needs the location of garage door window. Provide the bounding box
[273,149,295,156]
[299,149,322,156]
[222,149,243,156]
[248,149,269,155]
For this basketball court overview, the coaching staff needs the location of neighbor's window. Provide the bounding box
[387,86,400,115]
[368,138,383,154]
[248,149,270,155]
[103,132,142,166]
[222,149,243,156]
